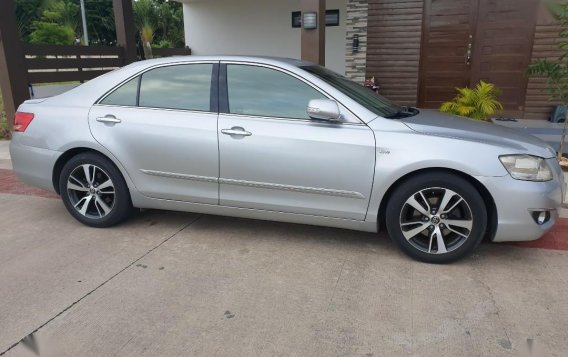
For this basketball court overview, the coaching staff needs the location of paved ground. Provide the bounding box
[0,141,11,170]
[1,141,568,356]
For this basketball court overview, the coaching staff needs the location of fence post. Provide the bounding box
[113,0,137,65]
[0,0,30,129]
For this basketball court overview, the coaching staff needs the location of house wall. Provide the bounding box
[366,0,424,106]
[365,0,563,119]
[181,0,562,119]
[345,0,368,83]
[524,1,564,119]
[182,0,347,74]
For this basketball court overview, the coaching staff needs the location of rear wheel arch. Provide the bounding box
[378,168,498,242]
[52,148,132,196]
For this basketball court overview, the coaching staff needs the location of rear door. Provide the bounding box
[88,62,220,204]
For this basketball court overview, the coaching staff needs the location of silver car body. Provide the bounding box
[10,56,564,242]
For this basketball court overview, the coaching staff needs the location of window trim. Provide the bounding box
[220,61,363,124]
[135,75,142,106]
[97,76,140,107]
[95,61,219,114]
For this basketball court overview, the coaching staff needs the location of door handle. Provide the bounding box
[96,115,121,124]
[221,127,252,136]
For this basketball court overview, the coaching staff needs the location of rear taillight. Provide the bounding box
[13,112,34,132]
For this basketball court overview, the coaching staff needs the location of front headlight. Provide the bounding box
[499,155,553,181]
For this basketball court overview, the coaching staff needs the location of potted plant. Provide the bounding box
[439,81,503,121]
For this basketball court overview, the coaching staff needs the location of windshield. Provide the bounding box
[300,65,402,118]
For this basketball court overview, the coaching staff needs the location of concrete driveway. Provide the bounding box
[0,143,567,356]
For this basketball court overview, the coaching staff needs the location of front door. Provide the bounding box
[419,0,539,116]
[217,63,376,220]
[469,0,539,117]
[89,62,219,204]
[418,0,478,109]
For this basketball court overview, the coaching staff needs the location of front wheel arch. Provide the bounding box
[377,168,498,242]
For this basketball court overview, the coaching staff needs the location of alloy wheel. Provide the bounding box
[399,187,473,254]
[66,164,116,219]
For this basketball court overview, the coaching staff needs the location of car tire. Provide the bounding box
[59,152,133,228]
[385,172,487,263]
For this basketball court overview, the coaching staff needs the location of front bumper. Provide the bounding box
[476,162,563,242]
[9,136,61,193]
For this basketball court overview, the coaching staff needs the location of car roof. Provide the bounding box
[126,55,316,69]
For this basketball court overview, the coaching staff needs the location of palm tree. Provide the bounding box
[133,0,157,59]
[527,2,568,160]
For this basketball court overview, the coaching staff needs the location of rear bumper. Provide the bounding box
[476,169,563,242]
[9,136,61,193]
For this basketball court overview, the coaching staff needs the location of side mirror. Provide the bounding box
[306,99,341,122]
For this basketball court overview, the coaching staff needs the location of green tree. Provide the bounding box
[29,0,79,45]
[15,0,54,41]
[528,2,568,159]
[16,0,184,49]
[156,0,184,47]
[133,0,157,59]
[85,0,116,46]
[29,22,75,45]
[41,0,80,33]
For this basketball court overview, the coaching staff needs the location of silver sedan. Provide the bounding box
[10,56,563,263]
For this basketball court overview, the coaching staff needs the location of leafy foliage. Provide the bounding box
[15,0,50,41]
[527,1,568,158]
[156,1,185,48]
[29,22,75,45]
[527,2,568,104]
[85,1,116,46]
[15,0,184,48]
[27,0,78,45]
[134,0,157,58]
[0,90,9,140]
[41,0,79,31]
[440,81,504,121]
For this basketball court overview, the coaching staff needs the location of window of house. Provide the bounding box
[292,10,340,28]
[227,65,327,120]
[139,64,213,111]
[100,76,139,106]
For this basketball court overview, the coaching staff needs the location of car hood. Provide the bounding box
[400,109,556,158]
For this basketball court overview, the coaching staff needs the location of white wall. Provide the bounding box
[182,0,346,74]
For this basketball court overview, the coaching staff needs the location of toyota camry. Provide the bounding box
[10,56,564,263]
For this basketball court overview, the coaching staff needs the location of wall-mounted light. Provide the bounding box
[352,34,360,53]
[303,12,317,30]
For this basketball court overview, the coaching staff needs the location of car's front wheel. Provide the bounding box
[59,152,133,227]
[385,172,487,263]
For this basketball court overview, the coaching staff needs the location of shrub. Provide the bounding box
[29,22,75,45]
[440,81,504,121]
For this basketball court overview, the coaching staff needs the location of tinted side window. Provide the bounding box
[100,77,139,106]
[227,65,326,119]
[139,64,213,111]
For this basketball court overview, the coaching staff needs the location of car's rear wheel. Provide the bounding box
[59,152,133,227]
[385,172,487,263]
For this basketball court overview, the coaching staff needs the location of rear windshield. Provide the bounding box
[300,65,401,118]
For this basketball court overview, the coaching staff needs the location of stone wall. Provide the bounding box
[345,0,368,83]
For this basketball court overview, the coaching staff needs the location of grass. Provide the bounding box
[0,89,9,140]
